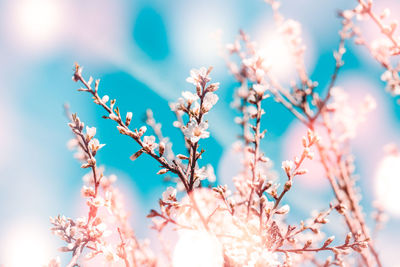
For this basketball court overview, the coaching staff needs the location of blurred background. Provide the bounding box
[0,0,399,266]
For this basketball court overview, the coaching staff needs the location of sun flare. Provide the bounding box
[3,223,53,267]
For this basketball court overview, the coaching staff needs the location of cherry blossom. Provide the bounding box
[202,92,219,113]
[162,186,177,203]
[186,67,211,88]
[142,135,158,152]
[183,120,210,143]
[181,91,199,104]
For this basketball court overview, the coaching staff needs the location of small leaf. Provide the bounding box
[81,163,91,169]
[147,209,160,218]
[157,168,169,175]
[177,154,189,160]
[58,246,72,252]
[130,149,144,161]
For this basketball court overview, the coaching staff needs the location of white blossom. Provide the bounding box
[329,87,377,141]
[279,19,302,39]
[186,67,211,87]
[276,204,290,215]
[143,135,158,152]
[162,186,177,202]
[182,91,199,104]
[226,40,241,53]
[191,101,201,114]
[371,38,392,66]
[342,10,354,20]
[102,95,109,104]
[381,70,400,96]
[125,111,133,125]
[196,164,216,183]
[183,120,210,143]
[109,113,118,121]
[253,84,267,96]
[202,92,219,113]
[207,82,220,92]
[89,138,105,152]
[381,70,392,82]
[246,105,258,118]
[85,126,96,140]
[282,160,295,173]
[139,126,147,136]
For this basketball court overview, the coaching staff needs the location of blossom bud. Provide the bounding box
[81,186,95,197]
[342,10,354,20]
[302,136,307,147]
[323,236,335,247]
[206,82,220,92]
[125,112,133,126]
[276,204,290,215]
[109,113,118,121]
[87,158,96,166]
[304,240,312,249]
[159,141,165,156]
[117,126,128,135]
[345,232,352,244]
[138,126,147,137]
[102,95,109,103]
[284,180,292,191]
[157,168,169,175]
[253,84,266,97]
[282,160,294,174]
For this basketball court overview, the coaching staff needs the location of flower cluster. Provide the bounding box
[340,0,400,100]
[47,113,156,267]
[223,0,384,266]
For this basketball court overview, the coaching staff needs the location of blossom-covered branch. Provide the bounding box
[47,113,156,266]
[342,0,400,100]
[225,0,383,266]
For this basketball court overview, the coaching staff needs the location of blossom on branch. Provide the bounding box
[183,120,210,143]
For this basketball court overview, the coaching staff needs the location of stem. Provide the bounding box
[275,241,363,254]
[311,30,347,122]
[246,96,262,218]
[66,242,85,267]
[358,0,400,49]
